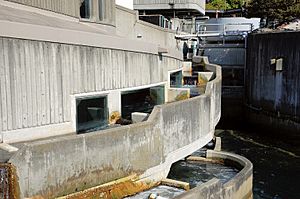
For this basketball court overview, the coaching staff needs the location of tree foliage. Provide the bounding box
[206,0,246,10]
[246,0,300,23]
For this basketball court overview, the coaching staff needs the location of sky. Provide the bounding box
[116,0,133,9]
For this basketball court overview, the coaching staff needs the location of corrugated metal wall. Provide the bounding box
[4,0,79,17]
[0,37,181,132]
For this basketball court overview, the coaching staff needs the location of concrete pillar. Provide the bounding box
[214,137,221,151]
[107,90,121,117]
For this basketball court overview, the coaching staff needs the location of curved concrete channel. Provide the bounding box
[173,149,253,199]
[126,148,253,199]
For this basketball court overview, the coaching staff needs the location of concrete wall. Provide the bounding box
[245,32,300,137]
[194,56,222,127]
[174,150,253,199]
[115,5,181,51]
[0,37,181,143]
[8,57,221,198]
[4,0,80,18]
[3,0,116,26]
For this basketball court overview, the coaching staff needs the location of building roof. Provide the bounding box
[133,0,205,16]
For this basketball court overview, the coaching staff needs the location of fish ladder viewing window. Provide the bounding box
[170,71,183,88]
[80,0,91,19]
[76,96,108,133]
[121,86,165,120]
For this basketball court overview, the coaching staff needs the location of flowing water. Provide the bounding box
[124,185,185,199]
[215,129,300,199]
[126,151,239,198]
[168,160,239,188]
[125,129,300,199]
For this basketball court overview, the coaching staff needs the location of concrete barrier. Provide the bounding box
[174,150,253,199]
[9,57,221,198]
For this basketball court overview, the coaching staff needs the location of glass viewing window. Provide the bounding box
[76,96,108,133]
[80,0,91,19]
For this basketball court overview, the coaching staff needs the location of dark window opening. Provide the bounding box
[170,71,183,88]
[121,86,165,120]
[76,96,108,133]
[80,0,91,19]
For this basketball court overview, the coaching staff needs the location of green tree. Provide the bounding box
[206,0,246,10]
[246,0,300,23]
[206,0,227,10]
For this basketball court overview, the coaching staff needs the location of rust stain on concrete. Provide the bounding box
[0,163,20,199]
[57,174,158,199]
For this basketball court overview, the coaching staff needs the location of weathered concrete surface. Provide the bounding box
[8,58,221,198]
[115,5,182,53]
[214,137,221,151]
[4,0,80,18]
[3,0,116,25]
[174,150,253,199]
[246,32,300,138]
[56,175,158,199]
[0,163,20,199]
[0,37,181,143]
[131,112,149,123]
[0,1,184,143]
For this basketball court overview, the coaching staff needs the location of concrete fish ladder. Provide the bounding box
[8,57,222,198]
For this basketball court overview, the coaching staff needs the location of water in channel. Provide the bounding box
[138,129,300,199]
[167,160,239,188]
[124,185,185,199]
[127,157,239,198]
[215,129,300,199]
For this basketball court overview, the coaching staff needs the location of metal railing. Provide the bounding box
[180,22,254,35]
[196,23,254,36]
[133,0,205,12]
